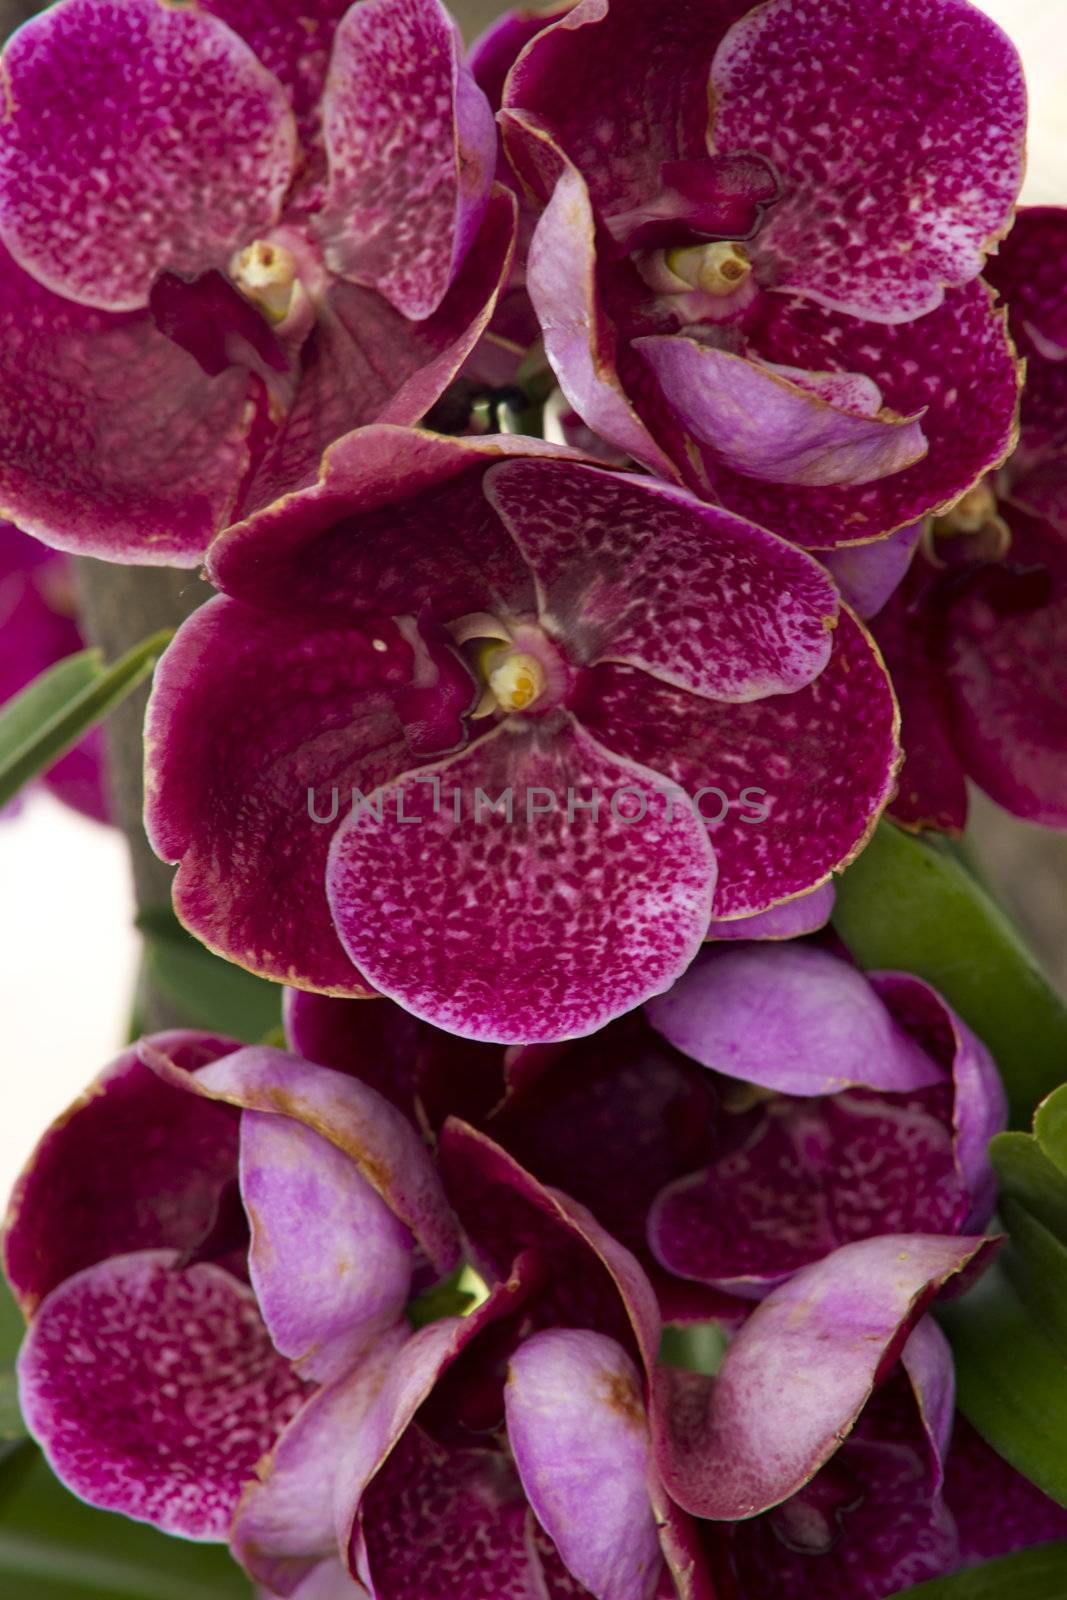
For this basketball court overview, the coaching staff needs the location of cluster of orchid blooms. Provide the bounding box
[3,0,1067,1595]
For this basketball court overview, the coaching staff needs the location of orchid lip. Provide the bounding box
[229,239,299,324]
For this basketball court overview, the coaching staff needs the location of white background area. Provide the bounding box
[0,0,1065,1199]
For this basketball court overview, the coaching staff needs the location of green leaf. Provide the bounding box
[0,1451,252,1599]
[0,1279,27,1465]
[832,821,1067,1126]
[939,1256,1067,1508]
[991,1132,1067,1243]
[138,907,281,1043]
[0,632,173,810]
[891,1542,1067,1597]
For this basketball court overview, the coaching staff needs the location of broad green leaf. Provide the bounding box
[991,1133,1067,1242]
[1034,1084,1067,1179]
[939,1258,1067,1508]
[0,1451,251,1598]
[832,821,1067,1126]
[0,1279,27,1466]
[999,1200,1067,1356]
[891,1542,1067,1597]
[0,632,173,810]
[138,907,281,1043]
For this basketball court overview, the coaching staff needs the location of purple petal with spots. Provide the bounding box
[506,1329,663,1600]
[260,1562,370,1600]
[944,1414,1067,1563]
[326,720,716,1044]
[635,339,928,488]
[646,944,941,1096]
[986,208,1067,446]
[233,1327,408,1595]
[485,458,838,697]
[317,0,495,320]
[144,595,416,994]
[200,0,351,147]
[469,7,570,113]
[0,0,296,312]
[672,283,1021,550]
[578,608,900,918]
[0,245,261,565]
[142,1041,460,1274]
[3,1033,240,1315]
[18,1251,310,1539]
[240,1111,414,1382]
[711,0,1025,321]
[652,1233,994,1519]
[823,523,923,619]
[707,882,835,941]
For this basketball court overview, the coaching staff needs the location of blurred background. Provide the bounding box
[1,0,1066,1200]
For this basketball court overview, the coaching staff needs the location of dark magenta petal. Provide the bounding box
[326,720,716,1044]
[283,991,423,1115]
[635,338,928,488]
[317,0,495,320]
[18,1251,309,1539]
[144,595,417,994]
[711,0,1025,320]
[200,0,350,146]
[471,5,582,113]
[707,883,835,941]
[3,1033,240,1315]
[652,1233,994,1519]
[209,426,564,618]
[902,1317,956,1486]
[0,0,296,311]
[233,1328,408,1594]
[503,0,748,219]
[240,187,519,517]
[823,523,923,619]
[578,608,899,918]
[940,515,1067,826]
[142,1042,462,1275]
[0,245,261,564]
[149,268,289,380]
[505,1329,663,1600]
[604,154,780,253]
[646,944,942,1096]
[684,283,1020,550]
[986,207,1067,445]
[485,458,838,698]
[439,1121,662,1372]
[240,1111,414,1382]
[944,1413,1067,1563]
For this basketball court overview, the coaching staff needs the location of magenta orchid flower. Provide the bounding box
[144,425,899,1044]
[3,1032,459,1568]
[331,1121,704,1600]
[643,943,1006,1297]
[868,208,1067,830]
[492,0,1023,555]
[0,0,513,564]
[0,521,109,821]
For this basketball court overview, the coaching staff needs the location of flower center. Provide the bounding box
[229,239,299,323]
[664,240,753,296]
[926,478,1011,565]
[486,649,546,713]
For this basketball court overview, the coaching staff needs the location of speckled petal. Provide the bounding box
[646,944,940,1096]
[144,595,418,994]
[470,6,574,113]
[711,0,1025,321]
[506,1329,662,1600]
[326,720,716,1044]
[18,1251,309,1540]
[240,1112,413,1382]
[707,883,835,941]
[200,1,350,145]
[940,514,1067,826]
[317,0,495,319]
[485,459,838,698]
[823,524,923,619]
[578,608,899,918]
[986,208,1067,445]
[0,0,297,311]
[209,427,573,618]
[3,1033,240,1316]
[945,1413,1067,1563]
[636,339,927,488]
[502,0,750,219]
[683,283,1020,551]
[141,1043,462,1276]
[0,245,260,564]
[652,1233,993,1519]
[234,1328,407,1595]
[242,189,518,514]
